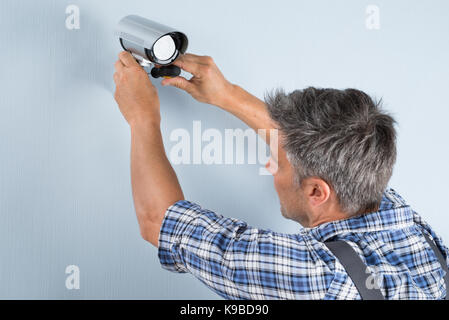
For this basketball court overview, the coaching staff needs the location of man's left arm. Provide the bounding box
[114,51,184,247]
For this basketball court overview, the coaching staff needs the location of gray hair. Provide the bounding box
[264,87,397,215]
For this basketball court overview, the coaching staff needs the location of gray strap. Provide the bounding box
[325,240,385,300]
[326,236,449,300]
[422,233,449,300]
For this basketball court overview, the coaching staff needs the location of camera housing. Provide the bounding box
[116,15,188,69]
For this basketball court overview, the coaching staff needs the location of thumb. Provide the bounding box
[161,76,192,92]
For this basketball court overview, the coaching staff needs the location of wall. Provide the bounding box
[0,0,448,299]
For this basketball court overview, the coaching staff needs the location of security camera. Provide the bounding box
[116,15,188,78]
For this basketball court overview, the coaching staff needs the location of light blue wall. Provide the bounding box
[0,0,448,299]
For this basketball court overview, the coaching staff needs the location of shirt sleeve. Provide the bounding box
[157,200,331,300]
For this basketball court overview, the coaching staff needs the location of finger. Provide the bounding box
[161,76,193,92]
[119,51,139,67]
[114,60,124,72]
[181,53,211,65]
[171,54,205,77]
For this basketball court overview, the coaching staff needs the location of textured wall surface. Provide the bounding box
[0,0,448,299]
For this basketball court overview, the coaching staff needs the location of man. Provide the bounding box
[113,51,449,299]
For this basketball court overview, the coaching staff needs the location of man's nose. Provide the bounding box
[265,159,275,175]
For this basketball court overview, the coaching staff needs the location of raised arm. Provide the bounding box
[160,54,277,143]
[114,52,184,247]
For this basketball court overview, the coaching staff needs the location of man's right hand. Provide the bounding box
[160,53,235,107]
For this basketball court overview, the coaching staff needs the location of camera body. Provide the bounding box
[116,15,188,77]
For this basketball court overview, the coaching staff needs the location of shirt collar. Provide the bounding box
[302,187,415,242]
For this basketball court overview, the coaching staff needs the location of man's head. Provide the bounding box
[264,87,397,227]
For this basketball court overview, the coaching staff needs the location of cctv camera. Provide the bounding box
[116,15,188,78]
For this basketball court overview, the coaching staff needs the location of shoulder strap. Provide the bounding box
[326,236,449,300]
[422,233,449,300]
[324,240,385,300]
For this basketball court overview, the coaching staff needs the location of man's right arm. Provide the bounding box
[160,53,277,144]
[219,83,277,144]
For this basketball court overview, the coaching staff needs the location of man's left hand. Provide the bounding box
[113,51,161,126]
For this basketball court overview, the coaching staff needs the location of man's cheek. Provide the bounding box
[273,174,285,195]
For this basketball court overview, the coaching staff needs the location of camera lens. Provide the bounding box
[152,35,176,61]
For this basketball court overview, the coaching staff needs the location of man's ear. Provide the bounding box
[302,177,331,207]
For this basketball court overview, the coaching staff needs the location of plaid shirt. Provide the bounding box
[158,188,449,299]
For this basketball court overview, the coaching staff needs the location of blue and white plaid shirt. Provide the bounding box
[158,188,449,299]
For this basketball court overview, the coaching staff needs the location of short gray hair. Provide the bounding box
[264,87,397,215]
